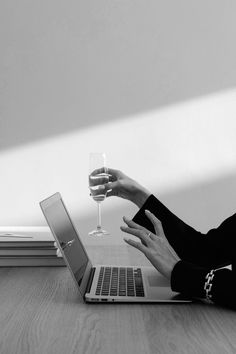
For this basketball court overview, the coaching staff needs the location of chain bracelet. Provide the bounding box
[204,269,215,302]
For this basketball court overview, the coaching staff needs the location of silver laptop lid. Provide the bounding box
[40,193,93,299]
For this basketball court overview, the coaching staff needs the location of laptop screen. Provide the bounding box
[40,193,89,287]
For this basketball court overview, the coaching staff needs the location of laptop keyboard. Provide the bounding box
[95,267,145,297]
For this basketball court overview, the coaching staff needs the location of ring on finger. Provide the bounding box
[146,231,152,238]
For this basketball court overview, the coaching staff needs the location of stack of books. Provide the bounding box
[0,227,65,267]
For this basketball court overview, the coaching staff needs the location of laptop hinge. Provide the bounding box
[85,267,96,295]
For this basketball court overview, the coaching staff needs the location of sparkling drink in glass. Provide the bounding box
[88,153,109,236]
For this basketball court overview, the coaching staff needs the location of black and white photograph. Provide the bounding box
[0,1,236,353]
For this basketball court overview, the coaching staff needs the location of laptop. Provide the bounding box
[40,192,191,303]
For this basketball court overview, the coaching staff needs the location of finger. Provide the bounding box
[122,216,144,231]
[89,175,110,188]
[90,167,120,181]
[145,211,179,259]
[145,210,165,237]
[89,184,106,193]
[104,181,118,197]
[149,233,158,241]
[123,237,147,254]
[120,226,152,246]
[90,167,106,176]
[122,217,153,247]
[105,167,118,174]
[100,167,120,182]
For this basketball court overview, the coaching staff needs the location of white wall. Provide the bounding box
[1,1,236,244]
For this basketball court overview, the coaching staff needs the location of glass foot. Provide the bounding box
[88,228,110,236]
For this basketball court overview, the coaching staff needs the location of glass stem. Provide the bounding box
[97,202,102,230]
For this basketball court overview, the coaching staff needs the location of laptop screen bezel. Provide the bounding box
[40,192,93,300]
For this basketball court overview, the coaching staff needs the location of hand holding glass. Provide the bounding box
[88,153,110,236]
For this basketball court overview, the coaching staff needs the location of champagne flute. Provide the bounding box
[88,152,110,236]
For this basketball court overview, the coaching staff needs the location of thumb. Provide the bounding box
[105,181,118,197]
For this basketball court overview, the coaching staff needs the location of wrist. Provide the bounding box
[131,185,151,208]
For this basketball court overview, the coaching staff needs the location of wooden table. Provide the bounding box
[0,245,236,354]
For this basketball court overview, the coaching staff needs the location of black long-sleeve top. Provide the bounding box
[133,194,236,308]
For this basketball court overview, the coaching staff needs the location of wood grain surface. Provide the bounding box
[0,245,235,354]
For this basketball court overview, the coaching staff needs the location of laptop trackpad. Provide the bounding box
[148,274,170,287]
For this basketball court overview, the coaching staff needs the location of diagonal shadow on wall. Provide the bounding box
[1,1,236,151]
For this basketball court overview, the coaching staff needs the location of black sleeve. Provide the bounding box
[132,194,236,308]
[133,194,235,268]
[171,261,236,309]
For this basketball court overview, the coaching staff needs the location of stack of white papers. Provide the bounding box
[0,227,65,267]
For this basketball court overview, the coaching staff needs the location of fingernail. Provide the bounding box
[123,237,129,242]
[145,209,151,214]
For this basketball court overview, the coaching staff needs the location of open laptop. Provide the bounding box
[40,192,191,303]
